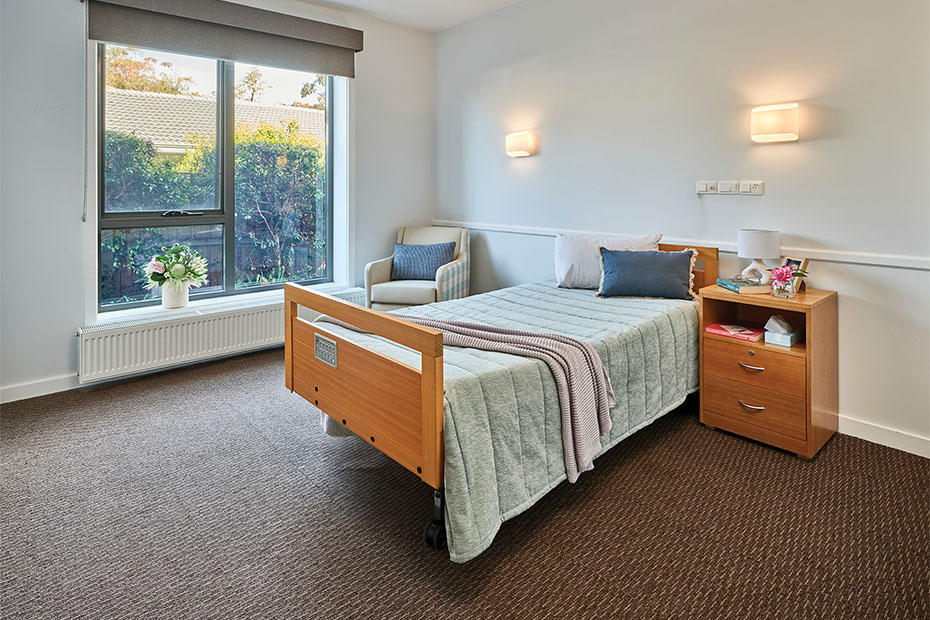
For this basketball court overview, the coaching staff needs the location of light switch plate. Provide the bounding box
[718,181,738,194]
[696,181,717,194]
[739,181,764,195]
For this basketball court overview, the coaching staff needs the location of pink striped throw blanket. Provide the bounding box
[315,314,615,482]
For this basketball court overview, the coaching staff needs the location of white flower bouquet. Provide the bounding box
[144,244,208,308]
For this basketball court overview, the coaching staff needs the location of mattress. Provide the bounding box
[319,281,700,562]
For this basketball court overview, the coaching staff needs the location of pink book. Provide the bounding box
[705,323,764,342]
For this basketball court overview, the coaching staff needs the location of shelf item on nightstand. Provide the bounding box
[764,314,801,347]
[716,277,771,295]
[764,330,801,347]
[698,284,838,460]
[705,322,764,342]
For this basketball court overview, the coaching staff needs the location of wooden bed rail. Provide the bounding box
[284,283,445,489]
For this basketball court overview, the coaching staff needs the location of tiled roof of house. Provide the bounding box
[104,88,326,148]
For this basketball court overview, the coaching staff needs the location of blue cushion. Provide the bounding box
[596,248,697,300]
[391,242,456,281]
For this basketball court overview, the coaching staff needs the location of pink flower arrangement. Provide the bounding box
[770,265,794,285]
[148,260,166,274]
[769,262,809,297]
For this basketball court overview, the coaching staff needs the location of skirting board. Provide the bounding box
[838,415,929,459]
[0,373,81,405]
[0,350,279,405]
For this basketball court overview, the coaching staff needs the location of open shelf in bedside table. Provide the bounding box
[700,291,808,354]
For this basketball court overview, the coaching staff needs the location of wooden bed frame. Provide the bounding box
[284,244,719,494]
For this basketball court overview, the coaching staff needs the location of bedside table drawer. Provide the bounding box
[703,375,807,440]
[704,339,806,399]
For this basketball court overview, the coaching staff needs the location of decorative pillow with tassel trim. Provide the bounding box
[595,248,698,300]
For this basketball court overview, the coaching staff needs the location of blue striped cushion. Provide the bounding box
[391,242,456,281]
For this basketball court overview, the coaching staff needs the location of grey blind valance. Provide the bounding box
[88,0,364,77]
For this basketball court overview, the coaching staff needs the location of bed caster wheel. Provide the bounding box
[424,519,447,550]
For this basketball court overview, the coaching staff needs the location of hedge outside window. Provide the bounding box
[98,44,333,308]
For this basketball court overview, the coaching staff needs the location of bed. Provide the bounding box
[284,244,718,562]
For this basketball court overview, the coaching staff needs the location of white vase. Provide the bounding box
[161,282,190,309]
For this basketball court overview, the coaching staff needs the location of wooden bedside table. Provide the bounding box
[699,284,838,459]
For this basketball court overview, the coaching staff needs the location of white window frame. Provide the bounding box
[83,40,354,325]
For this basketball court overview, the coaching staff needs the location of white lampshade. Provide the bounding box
[737,229,781,259]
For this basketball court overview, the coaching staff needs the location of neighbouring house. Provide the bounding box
[104,87,326,158]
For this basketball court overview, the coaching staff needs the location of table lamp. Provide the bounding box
[737,229,781,283]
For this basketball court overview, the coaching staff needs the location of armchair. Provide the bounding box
[365,226,470,311]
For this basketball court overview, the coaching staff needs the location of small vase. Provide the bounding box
[161,282,190,309]
[772,280,796,299]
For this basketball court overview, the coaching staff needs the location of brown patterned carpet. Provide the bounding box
[2,349,928,619]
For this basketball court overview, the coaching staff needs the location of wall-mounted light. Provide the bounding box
[506,131,538,157]
[750,103,799,143]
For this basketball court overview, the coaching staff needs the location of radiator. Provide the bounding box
[78,286,366,384]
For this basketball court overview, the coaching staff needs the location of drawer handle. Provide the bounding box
[738,400,765,411]
[738,362,765,372]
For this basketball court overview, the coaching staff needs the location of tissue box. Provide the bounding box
[764,330,801,347]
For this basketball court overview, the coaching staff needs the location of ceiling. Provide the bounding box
[304,0,527,31]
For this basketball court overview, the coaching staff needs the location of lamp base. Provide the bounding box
[741,259,771,284]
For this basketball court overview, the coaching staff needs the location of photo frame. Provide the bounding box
[782,256,809,290]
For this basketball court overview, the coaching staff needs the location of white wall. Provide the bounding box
[1,0,87,400]
[0,0,434,400]
[346,11,436,286]
[435,0,930,455]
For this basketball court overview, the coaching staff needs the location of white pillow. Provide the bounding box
[554,232,663,289]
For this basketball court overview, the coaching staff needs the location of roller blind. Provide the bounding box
[87,0,363,77]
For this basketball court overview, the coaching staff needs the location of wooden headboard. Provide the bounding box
[658,244,719,291]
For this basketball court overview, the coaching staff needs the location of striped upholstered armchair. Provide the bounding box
[364,226,470,311]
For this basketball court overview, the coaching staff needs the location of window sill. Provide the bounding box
[89,282,362,329]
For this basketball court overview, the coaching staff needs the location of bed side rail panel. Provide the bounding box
[284,283,444,489]
[291,318,423,472]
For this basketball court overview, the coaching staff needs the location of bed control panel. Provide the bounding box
[314,333,338,368]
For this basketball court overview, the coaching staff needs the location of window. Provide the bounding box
[98,44,332,308]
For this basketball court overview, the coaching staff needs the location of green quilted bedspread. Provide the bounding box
[319,281,700,562]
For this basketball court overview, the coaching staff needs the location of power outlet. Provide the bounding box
[739,181,764,195]
[696,181,717,194]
